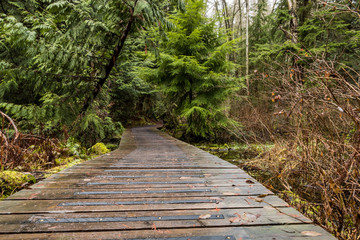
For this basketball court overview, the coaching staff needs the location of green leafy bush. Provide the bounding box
[89,143,110,155]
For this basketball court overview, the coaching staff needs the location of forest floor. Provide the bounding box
[0,142,117,200]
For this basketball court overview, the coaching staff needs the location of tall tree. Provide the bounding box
[245,0,249,95]
[144,0,240,138]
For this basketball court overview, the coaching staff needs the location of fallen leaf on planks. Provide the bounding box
[198,214,211,219]
[152,223,157,230]
[229,216,241,223]
[229,213,260,223]
[301,231,322,236]
[223,192,240,196]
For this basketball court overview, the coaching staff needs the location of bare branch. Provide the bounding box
[0,110,19,143]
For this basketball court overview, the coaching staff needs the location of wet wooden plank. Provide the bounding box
[0,225,336,239]
[59,168,247,174]
[40,175,256,184]
[0,207,311,233]
[27,178,262,189]
[41,172,253,182]
[0,195,287,214]
[5,186,273,200]
[70,165,239,169]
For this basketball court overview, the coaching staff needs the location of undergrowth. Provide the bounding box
[0,110,115,199]
[220,58,360,239]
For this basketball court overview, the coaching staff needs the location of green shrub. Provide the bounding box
[105,143,118,151]
[89,143,110,155]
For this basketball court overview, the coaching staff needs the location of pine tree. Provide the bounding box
[146,0,240,139]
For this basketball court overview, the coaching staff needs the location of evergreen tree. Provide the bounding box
[145,0,240,139]
[0,0,183,145]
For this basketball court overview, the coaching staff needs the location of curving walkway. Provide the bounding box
[0,126,336,239]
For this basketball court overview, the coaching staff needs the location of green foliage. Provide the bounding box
[0,0,183,145]
[64,137,86,157]
[89,142,110,155]
[142,0,241,139]
[105,143,118,151]
[109,35,162,125]
[298,8,360,70]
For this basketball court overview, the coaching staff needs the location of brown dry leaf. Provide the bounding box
[242,213,257,222]
[28,193,39,200]
[246,180,255,184]
[301,231,322,236]
[254,198,263,202]
[198,214,211,219]
[224,192,240,196]
[229,213,260,223]
[229,216,241,223]
[152,223,157,230]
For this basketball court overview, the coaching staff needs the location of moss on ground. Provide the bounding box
[89,142,110,155]
[1,141,115,199]
[0,171,36,199]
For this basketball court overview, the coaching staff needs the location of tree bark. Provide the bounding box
[287,0,298,43]
[245,0,249,95]
[81,1,138,113]
[221,0,232,41]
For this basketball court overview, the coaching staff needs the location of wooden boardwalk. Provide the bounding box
[0,126,336,239]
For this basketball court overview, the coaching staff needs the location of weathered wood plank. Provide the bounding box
[0,195,287,214]
[41,172,253,182]
[5,186,273,200]
[40,176,257,184]
[27,179,262,189]
[59,168,247,174]
[0,207,311,233]
[0,225,336,239]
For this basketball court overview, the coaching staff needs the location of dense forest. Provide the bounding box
[0,0,359,239]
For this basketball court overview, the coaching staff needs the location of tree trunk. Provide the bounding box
[221,0,232,41]
[245,0,249,95]
[81,1,138,113]
[287,0,298,43]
